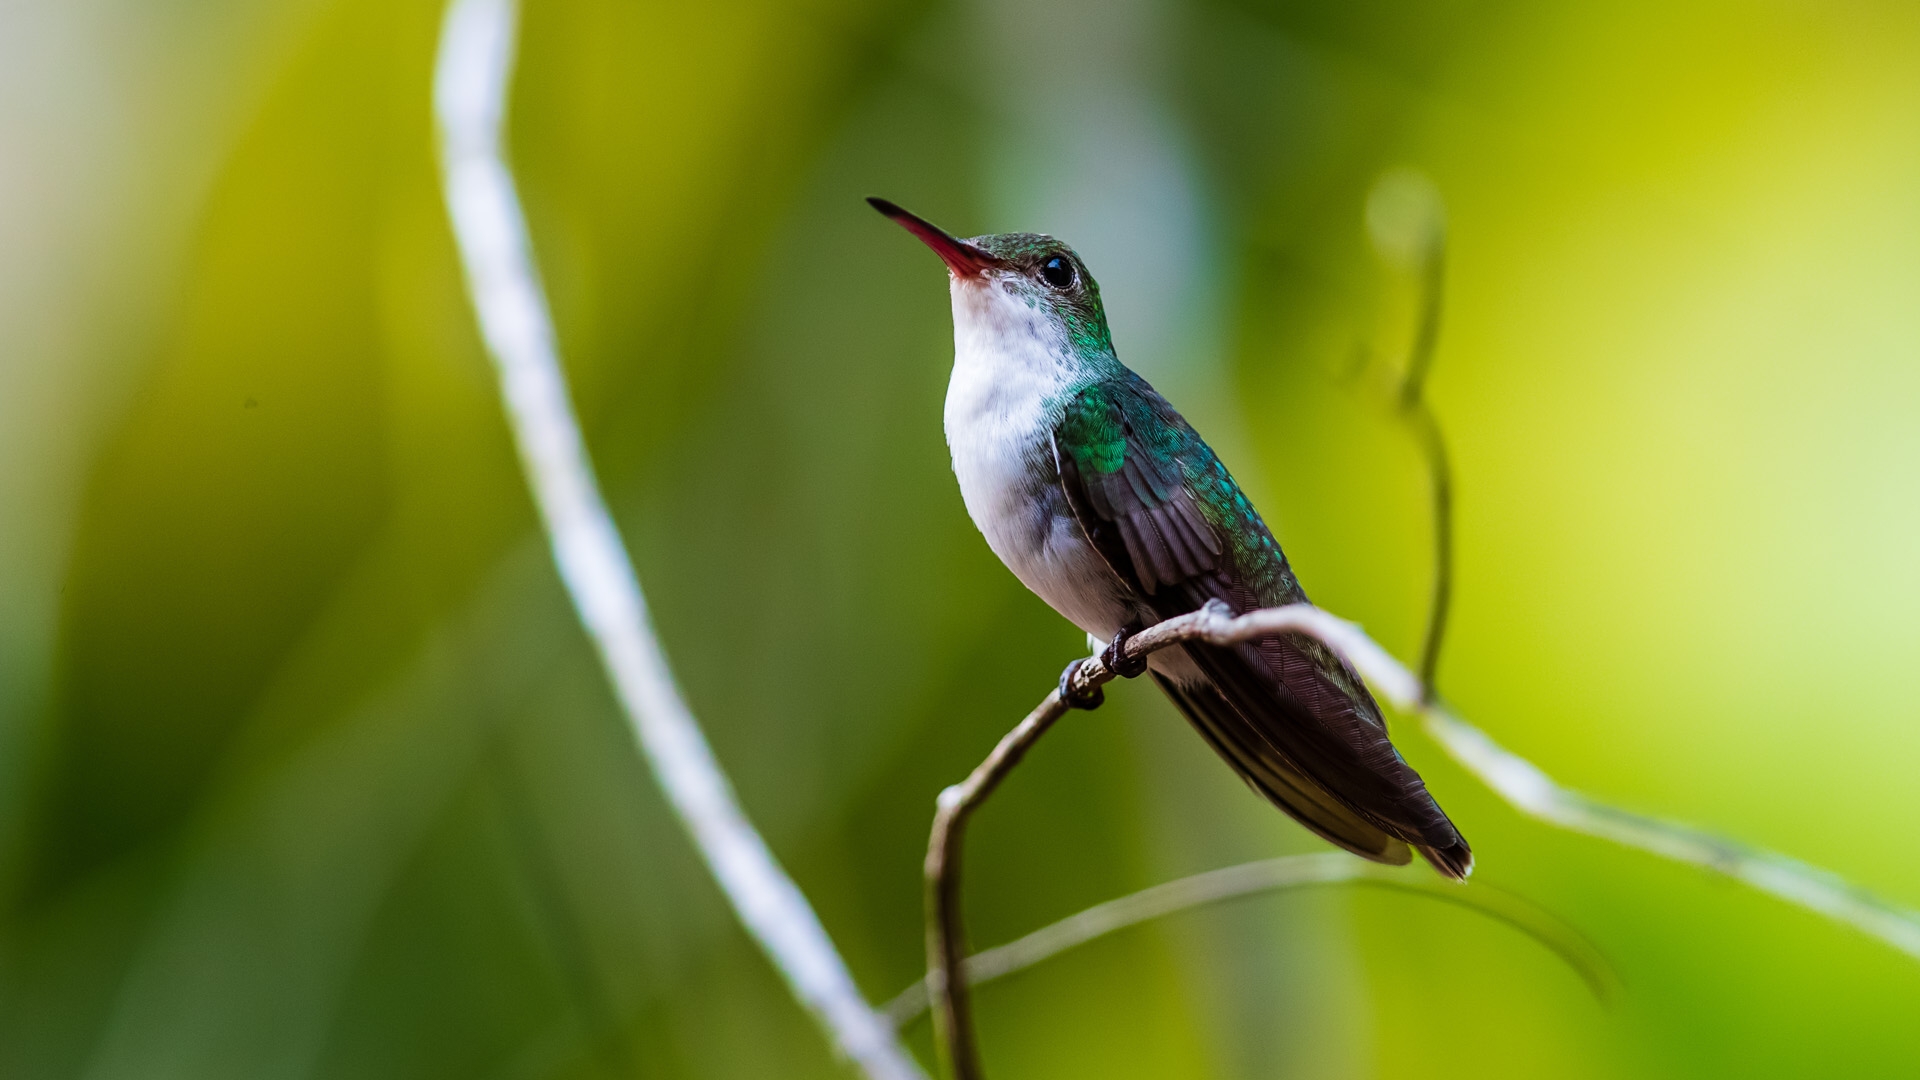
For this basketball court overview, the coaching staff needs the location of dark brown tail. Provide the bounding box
[1155,630,1472,881]
[1153,671,1413,866]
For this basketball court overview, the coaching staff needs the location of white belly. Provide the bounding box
[940,272,1203,685]
[941,287,1127,641]
[948,410,1129,641]
[944,411,1208,686]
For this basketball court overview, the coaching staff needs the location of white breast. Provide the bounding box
[942,276,1132,642]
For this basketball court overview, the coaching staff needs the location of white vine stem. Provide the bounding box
[430,2,926,1076]
[1424,709,1920,957]
[1156,604,1920,960]
[1130,604,1920,961]
[887,850,1614,1026]
[918,600,1920,1073]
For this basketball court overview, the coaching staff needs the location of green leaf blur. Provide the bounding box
[3,0,1918,1077]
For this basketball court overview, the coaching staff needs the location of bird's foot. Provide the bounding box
[1101,624,1150,680]
[1060,624,1149,710]
[1058,659,1105,710]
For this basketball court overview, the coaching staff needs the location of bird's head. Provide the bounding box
[868,197,1115,365]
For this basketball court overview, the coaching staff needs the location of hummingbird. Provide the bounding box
[870,197,1470,879]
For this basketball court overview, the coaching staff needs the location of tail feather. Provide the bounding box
[1153,672,1412,866]
[1152,627,1471,879]
[1419,842,1474,881]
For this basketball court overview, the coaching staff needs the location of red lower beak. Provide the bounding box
[867,197,1000,279]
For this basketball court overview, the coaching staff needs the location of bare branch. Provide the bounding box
[892,852,1613,1028]
[1164,605,1920,962]
[1363,168,1920,959]
[431,3,923,1076]
[925,600,1426,1077]
[927,596,1920,1075]
[924,692,1073,1079]
[1368,167,1454,700]
[1182,603,1920,960]
[1422,708,1920,957]
[1405,399,1452,700]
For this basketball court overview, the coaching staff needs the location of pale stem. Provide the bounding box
[430,2,924,1076]
[924,601,1425,1078]
[1399,239,1451,700]
[923,601,1920,1078]
[893,851,1613,1027]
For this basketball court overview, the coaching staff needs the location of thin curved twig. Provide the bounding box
[1422,709,1920,957]
[925,601,1432,1079]
[1372,168,1452,699]
[926,598,1920,1074]
[431,2,924,1076]
[1134,606,1920,960]
[1407,398,1452,701]
[1405,403,1451,705]
[1368,174,1920,959]
[892,851,1613,1027]
[925,693,1071,1079]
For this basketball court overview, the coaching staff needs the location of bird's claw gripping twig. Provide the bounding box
[1058,659,1105,710]
[1102,624,1149,680]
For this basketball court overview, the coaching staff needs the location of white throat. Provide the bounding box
[941,274,1132,642]
[942,274,1073,443]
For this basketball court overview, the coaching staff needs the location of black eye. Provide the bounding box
[1039,255,1075,289]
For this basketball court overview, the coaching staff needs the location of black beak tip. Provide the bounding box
[865,196,996,277]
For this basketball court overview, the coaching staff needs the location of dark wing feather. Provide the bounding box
[1153,672,1411,865]
[1053,377,1470,878]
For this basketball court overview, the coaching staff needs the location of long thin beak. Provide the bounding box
[867,197,1000,279]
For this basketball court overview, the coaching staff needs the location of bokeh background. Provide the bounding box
[5,0,1920,1076]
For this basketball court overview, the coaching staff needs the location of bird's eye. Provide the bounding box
[1039,255,1075,289]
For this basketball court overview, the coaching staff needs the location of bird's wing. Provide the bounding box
[1052,377,1469,877]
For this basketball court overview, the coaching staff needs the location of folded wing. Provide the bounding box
[1052,376,1470,878]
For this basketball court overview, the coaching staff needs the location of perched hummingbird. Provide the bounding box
[871,197,1470,879]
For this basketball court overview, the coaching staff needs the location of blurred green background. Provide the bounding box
[4,0,1920,1076]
